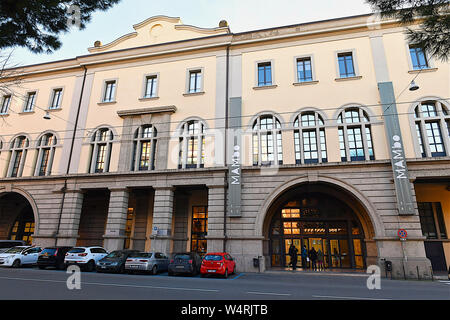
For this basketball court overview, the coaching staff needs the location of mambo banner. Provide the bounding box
[228,97,242,217]
[378,82,415,215]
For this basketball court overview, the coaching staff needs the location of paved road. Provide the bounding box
[0,267,448,300]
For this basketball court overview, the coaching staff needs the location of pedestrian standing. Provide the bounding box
[317,249,324,271]
[309,247,318,271]
[301,245,308,269]
[288,243,298,271]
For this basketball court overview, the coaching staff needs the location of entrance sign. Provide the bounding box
[378,82,415,215]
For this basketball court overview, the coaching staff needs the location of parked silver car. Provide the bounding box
[125,252,169,275]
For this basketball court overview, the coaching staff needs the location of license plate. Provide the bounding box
[207,270,216,273]
[176,266,184,269]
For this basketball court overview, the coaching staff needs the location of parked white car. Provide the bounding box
[0,246,42,268]
[64,247,108,272]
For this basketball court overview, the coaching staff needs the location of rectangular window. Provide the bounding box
[139,141,151,170]
[258,62,272,86]
[103,81,116,102]
[1,95,11,114]
[189,70,202,93]
[347,127,365,161]
[338,128,347,162]
[297,58,313,82]
[338,53,356,78]
[144,75,158,98]
[191,206,208,255]
[303,130,318,164]
[418,202,447,239]
[95,144,107,173]
[49,88,63,109]
[38,148,50,176]
[24,92,36,112]
[409,46,429,70]
[320,129,327,162]
[11,151,23,177]
[425,122,446,156]
[416,123,426,157]
[366,126,375,160]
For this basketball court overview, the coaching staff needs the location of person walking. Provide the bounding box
[301,245,308,270]
[309,247,318,271]
[317,249,324,271]
[288,243,298,271]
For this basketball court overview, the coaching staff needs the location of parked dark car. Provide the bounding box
[168,252,202,276]
[37,247,72,270]
[96,250,140,273]
[0,240,26,254]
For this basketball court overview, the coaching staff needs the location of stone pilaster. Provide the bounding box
[206,185,226,252]
[150,187,174,254]
[103,188,129,252]
[56,190,84,247]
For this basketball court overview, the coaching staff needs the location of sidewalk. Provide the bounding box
[265,267,449,280]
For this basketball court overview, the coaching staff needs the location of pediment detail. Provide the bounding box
[88,15,230,53]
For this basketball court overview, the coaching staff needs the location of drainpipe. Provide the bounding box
[223,44,230,253]
[54,65,87,244]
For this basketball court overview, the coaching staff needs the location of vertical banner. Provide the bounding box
[378,82,415,215]
[228,97,242,217]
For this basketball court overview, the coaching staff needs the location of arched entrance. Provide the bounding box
[0,192,36,245]
[263,181,378,270]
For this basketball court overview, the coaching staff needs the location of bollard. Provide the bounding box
[416,266,420,281]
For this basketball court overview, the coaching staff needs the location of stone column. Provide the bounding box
[56,190,84,247]
[103,188,129,252]
[150,187,174,254]
[206,185,226,252]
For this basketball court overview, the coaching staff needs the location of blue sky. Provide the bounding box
[5,0,373,66]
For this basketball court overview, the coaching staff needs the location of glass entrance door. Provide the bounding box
[285,238,302,268]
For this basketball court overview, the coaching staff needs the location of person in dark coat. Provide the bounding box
[301,245,308,269]
[309,247,318,271]
[288,243,298,271]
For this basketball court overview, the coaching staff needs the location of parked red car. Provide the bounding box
[200,252,236,278]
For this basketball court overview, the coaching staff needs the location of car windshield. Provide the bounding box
[174,254,191,260]
[105,251,124,258]
[68,248,85,254]
[129,253,152,258]
[41,248,57,255]
[4,247,25,254]
[204,255,223,261]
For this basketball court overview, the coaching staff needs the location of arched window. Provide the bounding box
[8,136,29,177]
[413,101,449,158]
[294,112,327,164]
[35,133,57,176]
[89,128,114,173]
[178,120,205,169]
[252,114,283,166]
[337,107,374,162]
[132,125,157,171]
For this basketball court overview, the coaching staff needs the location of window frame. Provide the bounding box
[335,50,360,79]
[412,100,450,158]
[48,87,64,110]
[1,94,11,114]
[132,125,157,172]
[89,128,114,174]
[256,61,274,87]
[8,135,29,178]
[185,68,204,94]
[35,133,57,177]
[23,91,37,112]
[141,73,159,99]
[100,79,118,103]
[178,119,206,169]
[294,55,316,83]
[337,107,375,162]
[293,111,327,164]
[252,114,283,166]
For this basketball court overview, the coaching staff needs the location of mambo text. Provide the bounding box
[391,135,407,179]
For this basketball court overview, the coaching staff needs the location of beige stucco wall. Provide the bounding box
[0,72,79,177]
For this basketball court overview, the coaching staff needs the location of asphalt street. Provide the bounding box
[0,267,448,300]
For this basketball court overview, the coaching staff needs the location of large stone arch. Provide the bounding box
[0,187,40,240]
[255,174,385,240]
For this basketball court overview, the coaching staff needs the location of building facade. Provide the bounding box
[0,14,449,278]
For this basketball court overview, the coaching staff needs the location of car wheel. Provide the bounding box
[86,260,95,272]
[223,269,228,279]
[38,266,46,270]
[12,259,21,268]
[168,271,174,276]
[152,265,158,275]
[57,262,66,270]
